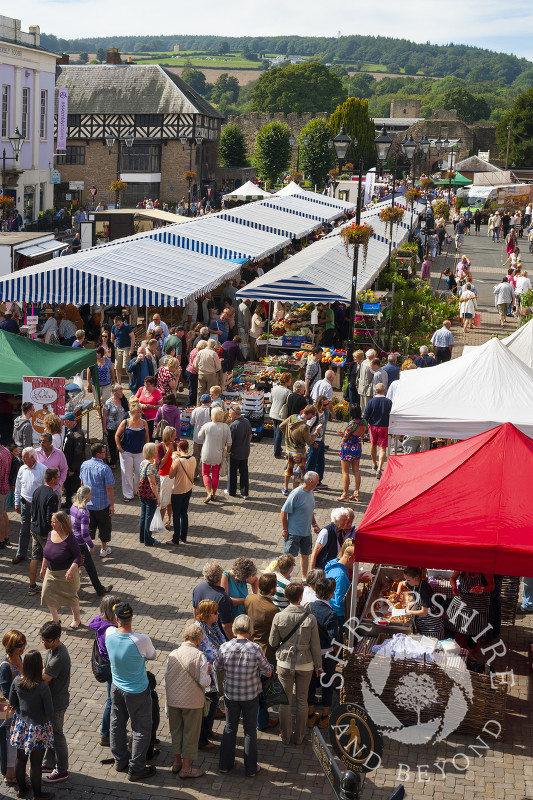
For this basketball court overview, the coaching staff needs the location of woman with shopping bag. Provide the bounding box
[458,283,477,333]
[137,443,162,547]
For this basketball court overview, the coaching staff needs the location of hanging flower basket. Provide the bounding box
[380,206,405,237]
[344,162,354,172]
[291,171,303,184]
[0,195,15,210]
[405,188,422,206]
[444,171,456,180]
[339,223,374,264]
[184,170,196,182]
[328,168,339,178]
[420,177,435,189]
[110,179,128,194]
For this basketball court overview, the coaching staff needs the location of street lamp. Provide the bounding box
[180,132,204,216]
[105,133,135,207]
[289,133,309,177]
[2,127,24,221]
[374,125,400,267]
[444,137,462,204]
[402,135,418,181]
[328,124,352,196]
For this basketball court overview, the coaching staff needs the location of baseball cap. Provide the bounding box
[60,412,76,421]
[176,325,185,332]
[113,601,133,620]
[200,394,211,404]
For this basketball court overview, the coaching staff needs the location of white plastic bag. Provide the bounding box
[150,507,165,533]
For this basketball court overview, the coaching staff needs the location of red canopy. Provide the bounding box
[354,423,533,576]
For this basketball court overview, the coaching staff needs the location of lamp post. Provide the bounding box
[328,124,352,197]
[374,125,399,267]
[442,137,462,205]
[106,133,134,207]
[180,132,204,216]
[289,133,309,178]
[1,127,24,221]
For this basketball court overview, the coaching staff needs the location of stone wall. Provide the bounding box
[227,111,329,166]
[390,98,421,118]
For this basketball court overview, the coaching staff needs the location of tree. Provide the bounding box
[441,87,490,123]
[211,73,240,105]
[254,120,291,187]
[394,674,439,726]
[181,66,207,96]
[343,73,377,100]
[251,62,346,114]
[219,123,248,166]
[496,88,533,166]
[78,52,89,64]
[96,47,106,63]
[330,97,376,168]
[219,40,230,55]
[299,118,335,187]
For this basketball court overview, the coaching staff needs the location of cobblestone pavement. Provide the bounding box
[1,229,532,800]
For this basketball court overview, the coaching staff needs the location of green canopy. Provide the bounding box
[0,330,98,394]
[434,171,472,187]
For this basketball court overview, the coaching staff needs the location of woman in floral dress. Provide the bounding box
[336,404,367,502]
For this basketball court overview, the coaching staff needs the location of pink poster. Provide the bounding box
[57,88,68,151]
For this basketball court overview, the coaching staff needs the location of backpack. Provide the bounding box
[153,414,169,441]
[91,638,111,683]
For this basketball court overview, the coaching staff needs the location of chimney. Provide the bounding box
[56,53,70,65]
[28,24,40,46]
[106,47,122,65]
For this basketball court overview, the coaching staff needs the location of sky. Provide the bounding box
[19,2,533,62]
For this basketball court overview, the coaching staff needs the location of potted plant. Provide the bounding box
[339,222,374,263]
[380,206,405,237]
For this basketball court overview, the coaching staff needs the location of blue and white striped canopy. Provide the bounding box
[0,240,242,307]
[94,215,290,262]
[219,201,323,239]
[261,194,346,223]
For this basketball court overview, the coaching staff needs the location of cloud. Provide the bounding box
[19,0,533,61]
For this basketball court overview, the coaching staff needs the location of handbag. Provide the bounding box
[149,507,165,533]
[176,654,210,717]
[279,401,289,420]
[153,414,168,441]
[91,638,111,683]
[259,673,289,710]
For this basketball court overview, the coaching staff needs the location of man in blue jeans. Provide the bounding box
[214,614,272,777]
[105,602,157,781]
[280,471,320,580]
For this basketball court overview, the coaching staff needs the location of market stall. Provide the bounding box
[222,180,272,202]
[389,337,533,439]
[463,318,533,369]
[341,423,532,739]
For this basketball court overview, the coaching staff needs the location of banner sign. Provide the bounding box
[22,377,66,443]
[57,88,68,151]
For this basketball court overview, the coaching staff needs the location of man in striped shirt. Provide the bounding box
[430,321,454,364]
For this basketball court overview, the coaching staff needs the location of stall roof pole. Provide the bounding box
[348,560,360,650]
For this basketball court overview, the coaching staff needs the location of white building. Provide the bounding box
[0,16,56,221]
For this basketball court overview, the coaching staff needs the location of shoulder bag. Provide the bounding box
[91,639,111,683]
[176,653,210,716]
[153,413,168,442]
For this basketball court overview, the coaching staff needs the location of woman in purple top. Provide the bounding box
[153,392,181,436]
[70,486,112,598]
[40,511,83,629]
[89,593,121,745]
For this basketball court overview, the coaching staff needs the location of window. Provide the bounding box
[67,114,81,126]
[1,86,8,138]
[56,145,86,165]
[40,90,47,139]
[122,181,160,207]
[120,141,161,172]
[21,87,29,139]
[135,114,163,127]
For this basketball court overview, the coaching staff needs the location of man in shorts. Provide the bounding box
[279,406,321,495]
[363,383,392,479]
[111,316,135,383]
[280,471,320,580]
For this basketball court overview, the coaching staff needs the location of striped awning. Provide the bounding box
[0,240,241,307]
[261,194,346,223]
[219,201,323,239]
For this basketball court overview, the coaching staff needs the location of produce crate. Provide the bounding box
[251,423,264,441]
[282,335,306,346]
[179,423,192,438]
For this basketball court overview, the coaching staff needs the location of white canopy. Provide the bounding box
[0,239,241,307]
[219,201,323,239]
[275,181,306,196]
[262,194,346,223]
[390,337,533,439]
[222,181,272,201]
[463,319,533,369]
